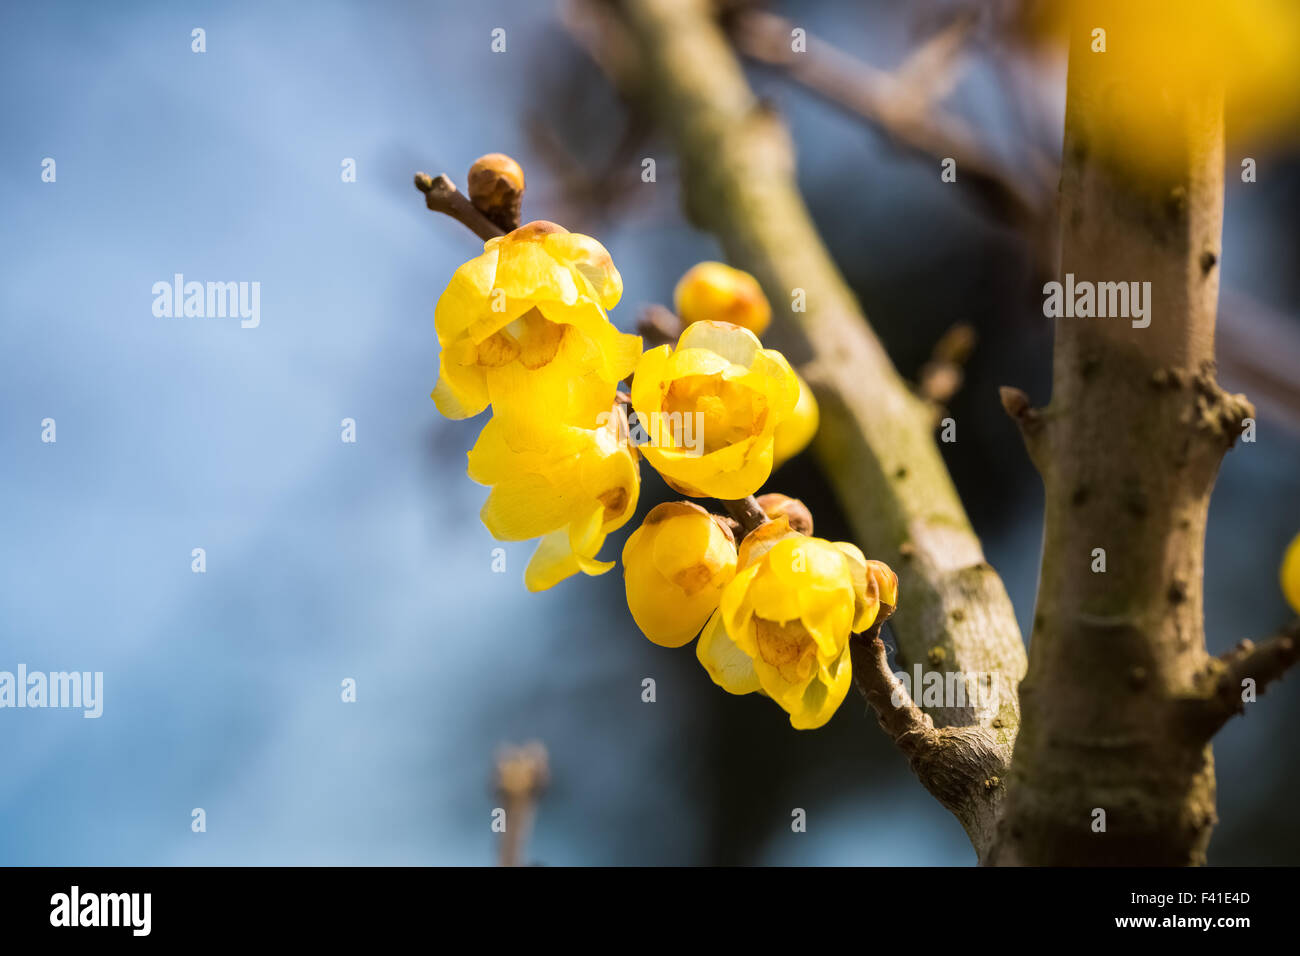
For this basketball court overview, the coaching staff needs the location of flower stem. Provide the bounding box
[721,496,769,534]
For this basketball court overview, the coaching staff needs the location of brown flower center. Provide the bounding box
[753,616,818,685]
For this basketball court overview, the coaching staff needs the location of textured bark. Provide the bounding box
[612,0,1026,857]
[987,15,1251,865]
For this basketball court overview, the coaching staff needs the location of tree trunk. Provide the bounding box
[988,11,1251,865]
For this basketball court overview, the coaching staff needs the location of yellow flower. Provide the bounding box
[674,261,772,337]
[696,520,893,729]
[629,321,799,499]
[772,372,820,467]
[622,502,737,648]
[467,405,639,591]
[431,220,642,430]
[1282,532,1300,614]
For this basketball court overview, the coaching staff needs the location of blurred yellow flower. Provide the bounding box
[697,519,892,729]
[467,406,639,591]
[674,261,771,337]
[772,372,820,467]
[1043,0,1300,176]
[622,501,737,648]
[431,220,642,429]
[629,321,799,499]
[1281,532,1300,615]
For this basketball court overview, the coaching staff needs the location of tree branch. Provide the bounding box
[851,623,1007,857]
[997,385,1048,471]
[415,172,503,242]
[726,7,1048,229]
[1190,622,1300,737]
[608,0,1026,858]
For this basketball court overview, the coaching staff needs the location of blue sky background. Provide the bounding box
[1,0,1297,865]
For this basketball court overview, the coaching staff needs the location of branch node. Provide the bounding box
[1192,621,1300,737]
[999,385,1048,468]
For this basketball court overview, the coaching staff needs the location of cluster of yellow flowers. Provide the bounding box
[431,225,896,728]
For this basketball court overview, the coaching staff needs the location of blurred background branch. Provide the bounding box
[495,742,550,867]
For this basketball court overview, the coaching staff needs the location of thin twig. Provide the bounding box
[415,172,503,241]
[722,495,770,534]
[728,8,1046,227]
[495,742,549,867]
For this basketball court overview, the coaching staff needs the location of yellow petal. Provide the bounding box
[623,547,710,648]
[433,247,500,343]
[543,232,623,309]
[629,345,672,415]
[735,515,799,570]
[833,543,893,632]
[524,506,613,592]
[643,435,773,500]
[719,563,762,657]
[774,373,820,467]
[479,473,577,541]
[787,644,853,730]
[534,299,641,384]
[524,529,581,592]
[663,346,735,381]
[675,320,763,366]
[494,236,581,305]
[696,610,761,695]
[485,329,619,437]
[623,503,736,648]
[431,344,490,420]
[748,616,821,704]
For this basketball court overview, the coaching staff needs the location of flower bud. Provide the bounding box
[468,153,525,232]
[833,545,899,632]
[756,493,813,535]
[622,502,738,648]
[673,262,771,337]
[864,559,900,618]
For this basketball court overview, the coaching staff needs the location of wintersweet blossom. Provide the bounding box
[431,220,641,428]
[630,321,799,499]
[697,518,897,729]
[622,501,737,648]
[467,407,639,591]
